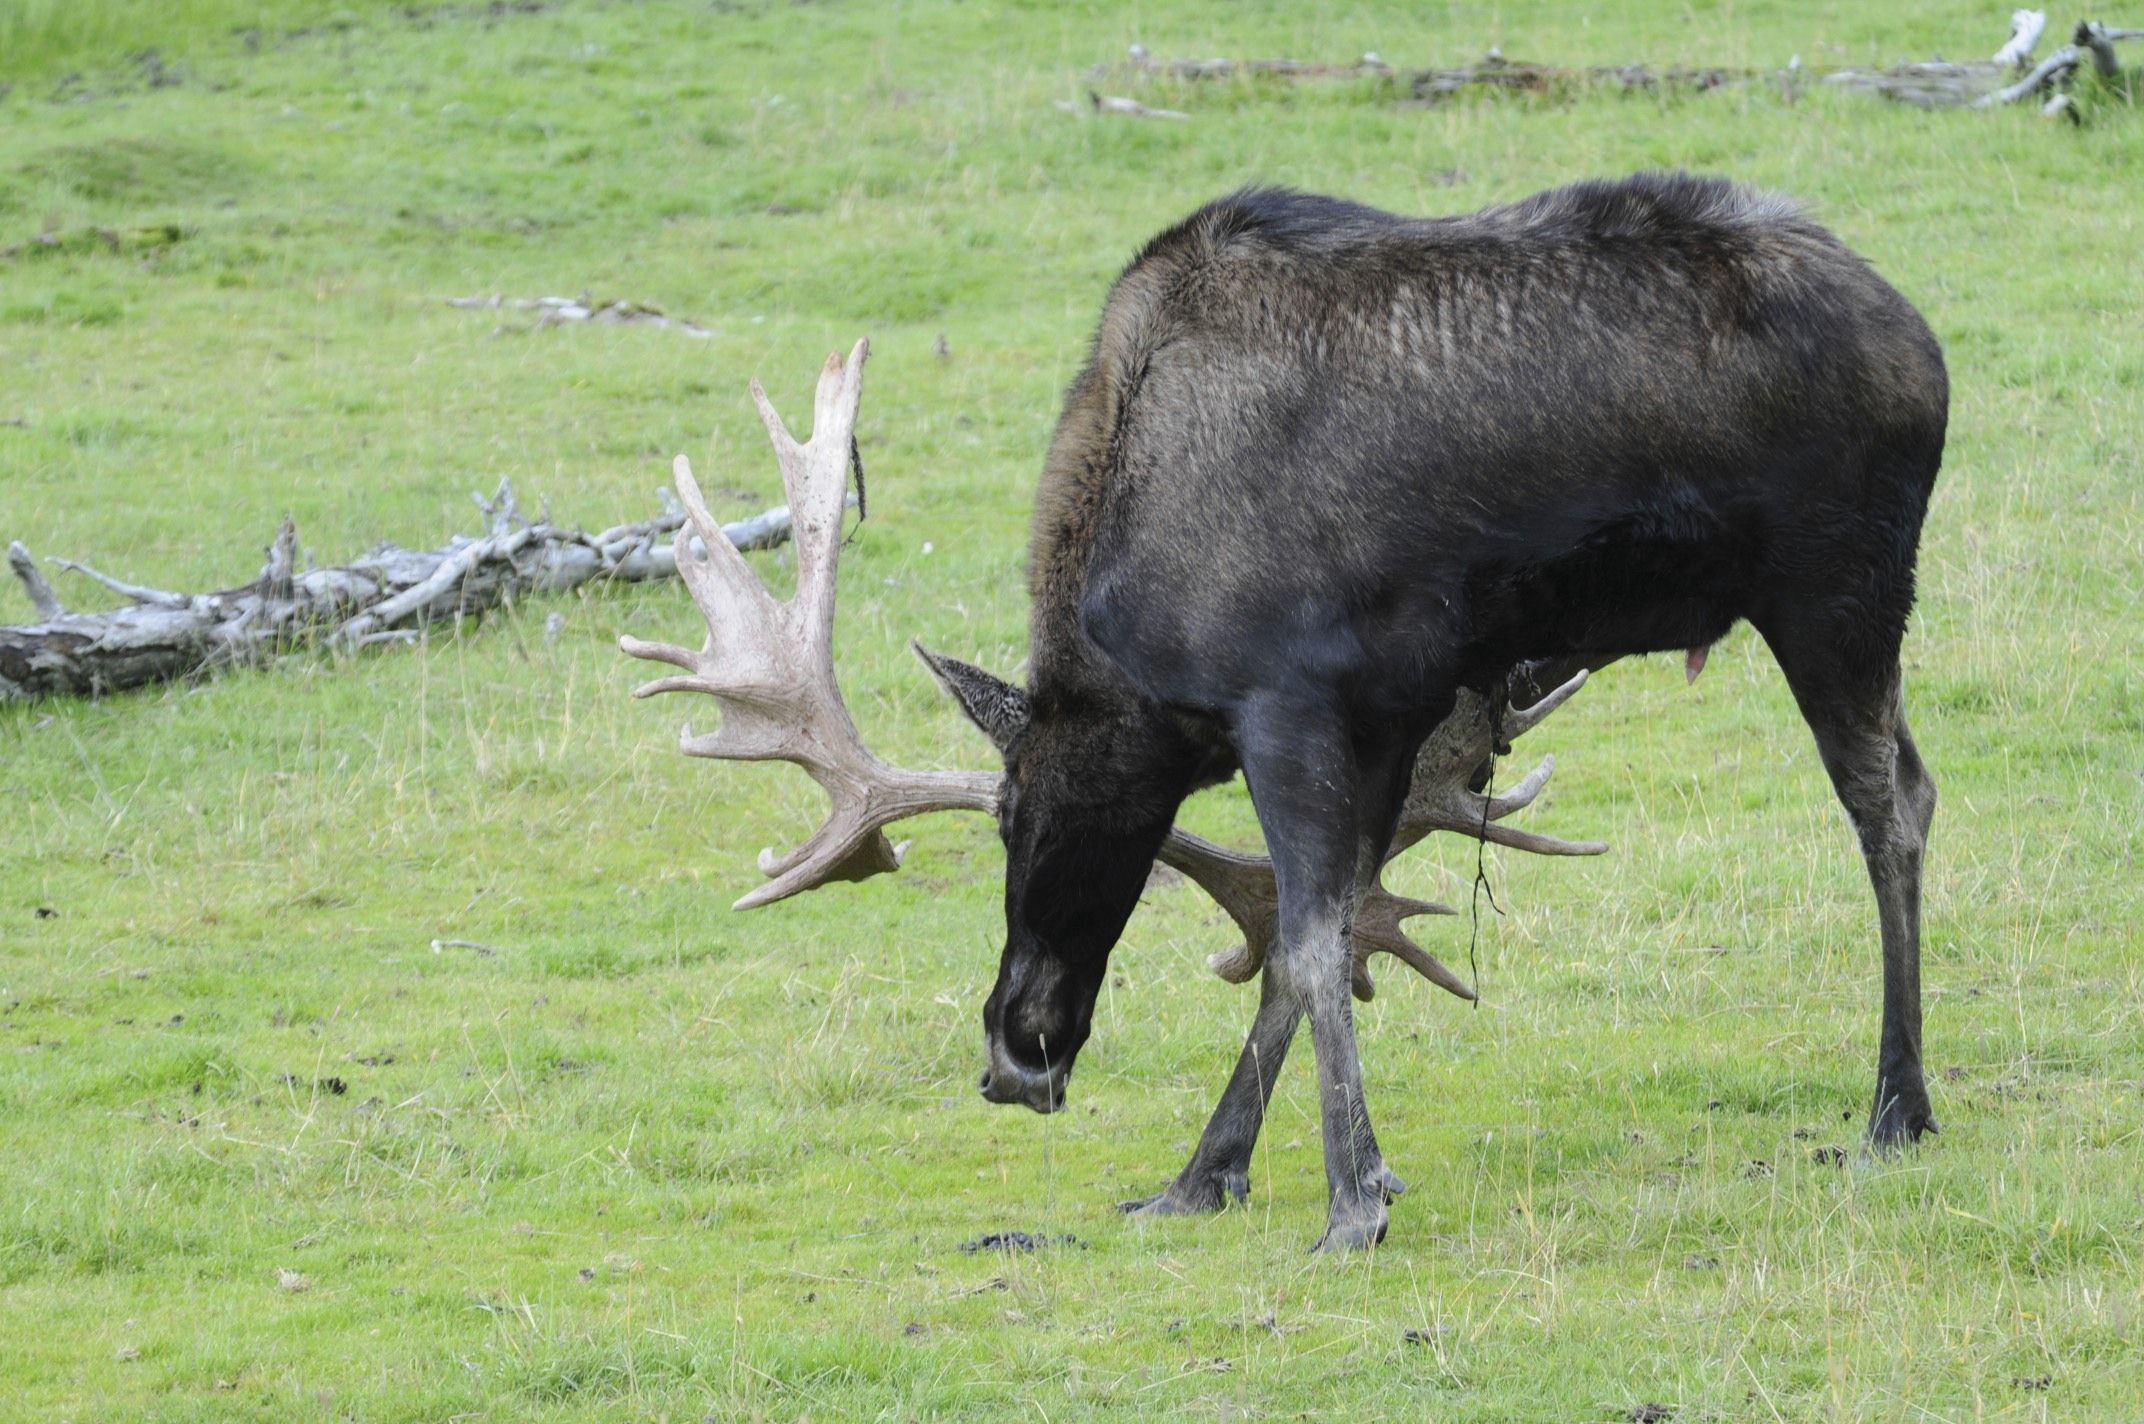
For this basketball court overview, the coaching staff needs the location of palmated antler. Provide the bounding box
[1198,672,1607,1001]
[623,341,1605,1000]
[620,340,995,908]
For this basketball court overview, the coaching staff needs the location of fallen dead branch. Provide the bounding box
[1826,19,2132,113]
[2,482,812,702]
[2080,21,2140,73]
[1090,43,1745,99]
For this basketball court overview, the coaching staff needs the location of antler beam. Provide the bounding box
[621,340,996,908]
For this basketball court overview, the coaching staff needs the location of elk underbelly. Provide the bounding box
[1467,519,1751,675]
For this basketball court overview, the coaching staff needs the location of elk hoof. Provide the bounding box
[1313,1200,1389,1253]
[1865,1096,1937,1155]
[1118,1187,1217,1217]
[1118,1167,1248,1217]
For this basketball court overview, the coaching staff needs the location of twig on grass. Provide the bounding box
[1095,44,1394,81]
[446,293,713,338]
[431,939,504,956]
[1087,91,1189,120]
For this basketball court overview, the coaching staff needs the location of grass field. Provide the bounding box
[3,1,2141,1419]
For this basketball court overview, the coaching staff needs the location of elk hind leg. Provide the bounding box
[1765,625,1937,1152]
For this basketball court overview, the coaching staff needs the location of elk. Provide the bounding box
[627,173,1946,1251]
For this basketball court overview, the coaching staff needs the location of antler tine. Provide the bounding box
[1156,830,1278,985]
[1193,666,1605,1001]
[747,378,798,453]
[1392,680,1609,859]
[1485,753,1556,818]
[1505,665,1588,738]
[1350,890,1469,1002]
[1180,824,1471,1004]
[620,461,782,711]
[624,339,996,912]
[771,339,868,662]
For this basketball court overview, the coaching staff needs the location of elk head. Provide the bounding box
[919,645,1240,1111]
[622,341,1605,1110]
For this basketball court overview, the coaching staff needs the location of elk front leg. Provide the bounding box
[1124,948,1410,1221]
[1239,702,1414,1251]
[1289,916,1396,1252]
[1120,971,1299,1216]
[1123,781,1415,1217]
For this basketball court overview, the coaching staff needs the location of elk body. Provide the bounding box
[628,172,1946,1252]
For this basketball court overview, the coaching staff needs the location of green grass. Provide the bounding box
[2,1,2141,1419]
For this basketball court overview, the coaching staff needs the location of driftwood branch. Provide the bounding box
[2,481,814,702]
[1091,43,1747,101]
[1833,13,2139,109]
[1979,44,2086,104]
[1996,9,2051,66]
[1823,61,2003,106]
[2077,20,2133,75]
[5,543,63,620]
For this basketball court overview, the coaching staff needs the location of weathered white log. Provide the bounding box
[1996,10,2049,66]
[2,482,811,702]
[1412,54,1746,99]
[1100,45,1753,97]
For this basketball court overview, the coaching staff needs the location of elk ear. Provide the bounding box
[913,642,1030,754]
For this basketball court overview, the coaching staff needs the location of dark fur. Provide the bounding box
[969,174,1947,1242]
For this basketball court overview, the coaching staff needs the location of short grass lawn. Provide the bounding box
[2,1,2140,1419]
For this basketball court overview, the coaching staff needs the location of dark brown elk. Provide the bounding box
[628,173,1946,1251]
